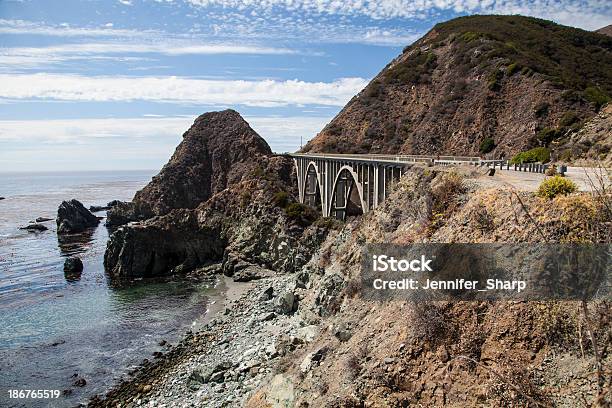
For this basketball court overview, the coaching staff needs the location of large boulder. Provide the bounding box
[56,199,100,234]
[104,209,226,279]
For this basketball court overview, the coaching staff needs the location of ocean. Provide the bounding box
[0,171,220,407]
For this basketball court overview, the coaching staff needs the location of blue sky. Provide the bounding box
[1,0,610,171]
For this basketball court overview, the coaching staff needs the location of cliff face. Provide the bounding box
[302,15,612,159]
[129,109,272,218]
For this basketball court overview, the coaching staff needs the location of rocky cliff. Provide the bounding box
[302,15,612,161]
[104,110,326,279]
[108,109,274,223]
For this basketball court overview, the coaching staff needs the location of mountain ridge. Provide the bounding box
[302,15,612,162]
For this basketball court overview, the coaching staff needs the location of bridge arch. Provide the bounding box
[303,161,324,211]
[328,165,367,219]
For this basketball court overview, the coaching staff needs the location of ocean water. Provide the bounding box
[0,171,221,407]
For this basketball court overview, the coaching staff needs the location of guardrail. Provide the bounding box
[291,153,552,174]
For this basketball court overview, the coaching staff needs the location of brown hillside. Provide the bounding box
[302,15,612,160]
[597,24,612,37]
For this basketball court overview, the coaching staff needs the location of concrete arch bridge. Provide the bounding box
[291,153,550,220]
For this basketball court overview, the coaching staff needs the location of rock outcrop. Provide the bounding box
[302,15,612,160]
[104,210,225,279]
[103,110,322,279]
[113,109,273,221]
[56,199,100,234]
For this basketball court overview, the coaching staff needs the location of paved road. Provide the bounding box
[476,166,610,192]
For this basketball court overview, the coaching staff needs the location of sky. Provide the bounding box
[0,0,610,172]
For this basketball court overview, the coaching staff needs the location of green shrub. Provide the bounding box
[534,102,549,117]
[486,69,504,91]
[252,166,264,177]
[479,137,496,153]
[584,86,611,109]
[559,111,579,127]
[536,176,577,199]
[507,62,521,76]
[510,147,551,164]
[536,127,562,145]
[272,191,289,208]
[461,31,485,42]
[384,51,437,84]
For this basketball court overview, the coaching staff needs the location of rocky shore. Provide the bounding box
[90,272,311,407]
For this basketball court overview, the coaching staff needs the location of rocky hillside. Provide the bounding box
[247,167,611,407]
[302,15,612,161]
[553,103,612,166]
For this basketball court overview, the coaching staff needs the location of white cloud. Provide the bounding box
[0,42,301,69]
[0,19,151,37]
[0,73,369,107]
[185,0,612,30]
[0,115,331,171]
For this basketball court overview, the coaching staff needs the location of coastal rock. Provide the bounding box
[104,210,225,279]
[35,217,52,222]
[64,257,83,281]
[103,111,322,279]
[20,223,48,232]
[131,109,273,218]
[89,205,110,212]
[0,197,5,200]
[56,199,99,234]
[105,201,141,228]
[64,257,84,273]
[274,291,296,315]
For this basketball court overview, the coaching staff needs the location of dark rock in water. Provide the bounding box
[64,257,84,274]
[72,377,87,387]
[89,205,110,212]
[20,223,48,232]
[130,109,273,219]
[106,200,121,207]
[56,199,99,234]
[0,197,5,200]
[64,257,83,282]
[104,210,225,279]
[35,217,52,223]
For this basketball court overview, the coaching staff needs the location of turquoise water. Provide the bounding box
[0,171,219,407]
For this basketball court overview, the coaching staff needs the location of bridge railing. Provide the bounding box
[291,153,550,174]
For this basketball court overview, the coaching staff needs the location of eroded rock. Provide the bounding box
[56,199,99,234]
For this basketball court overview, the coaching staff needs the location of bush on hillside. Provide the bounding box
[479,137,496,153]
[272,191,289,208]
[536,176,577,199]
[384,51,438,85]
[510,147,551,164]
[584,86,611,109]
